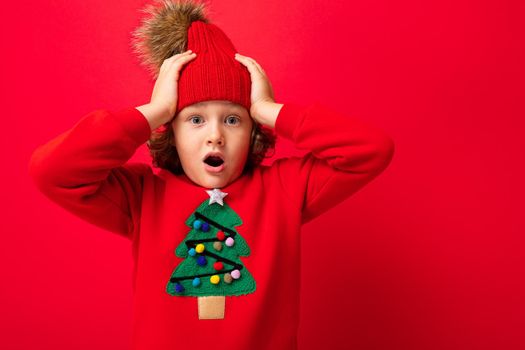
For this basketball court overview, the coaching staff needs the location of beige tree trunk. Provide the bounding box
[198,296,225,319]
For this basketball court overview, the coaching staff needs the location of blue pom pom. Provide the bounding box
[201,222,210,232]
[175,283,184,293]
[197,256,207,266]
[193,220,202,230]
[188,248,196,256]
[192,277,201,287]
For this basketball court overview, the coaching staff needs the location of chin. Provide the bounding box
[196,175,230,189]
[185,165,244,189]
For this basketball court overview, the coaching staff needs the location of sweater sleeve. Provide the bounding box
[28,107,153,239]
[271,102,395,224]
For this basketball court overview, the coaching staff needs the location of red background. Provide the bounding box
[2,0,524,349]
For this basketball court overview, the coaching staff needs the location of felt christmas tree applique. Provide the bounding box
[166,188,256,319]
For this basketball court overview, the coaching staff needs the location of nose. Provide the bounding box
[206,122,225,146]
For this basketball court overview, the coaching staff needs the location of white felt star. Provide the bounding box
[206,188,228,206]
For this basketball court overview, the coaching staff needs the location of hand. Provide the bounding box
[138,50,197,129]
[234,53,282,128]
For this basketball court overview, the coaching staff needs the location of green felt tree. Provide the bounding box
[166,189,256,319]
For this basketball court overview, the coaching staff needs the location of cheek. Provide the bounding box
[173,130,196,162]
[232,133,252,161]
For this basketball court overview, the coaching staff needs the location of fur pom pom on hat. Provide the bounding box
[131,0,251,113]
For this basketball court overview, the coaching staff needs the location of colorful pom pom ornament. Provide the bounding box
[225,237,235,247]
[193,220,202,230]
[197,256,207,266]
[196,243,205,253]
[231,269,241,279]
[224,273,233,284]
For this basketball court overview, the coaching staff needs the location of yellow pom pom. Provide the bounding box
[210,275,220,284]
[195,244,205,253]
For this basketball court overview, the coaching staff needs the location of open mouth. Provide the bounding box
[203,155,225,168]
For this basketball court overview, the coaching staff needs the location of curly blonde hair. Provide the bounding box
[146,120,277,175]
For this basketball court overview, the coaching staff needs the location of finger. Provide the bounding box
[251,60,266,76]
[245,57,265,74]
[166,51,196,67]
[160,52,195,74]
[169,53,197,77]
[237,54,266,76]
[163,50,194,66]
[172,49,194,58]
[172,52,197,66]
[235,54,263,76]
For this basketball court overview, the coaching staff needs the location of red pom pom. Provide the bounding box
[213,261,224,271]
[216,231,226,241]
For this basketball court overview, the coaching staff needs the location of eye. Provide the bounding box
[225,115,240,125]
[189,116,203,124]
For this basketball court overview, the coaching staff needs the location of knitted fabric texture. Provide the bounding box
[177,20,251,112]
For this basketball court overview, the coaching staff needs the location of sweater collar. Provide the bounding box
[167,169,252,200]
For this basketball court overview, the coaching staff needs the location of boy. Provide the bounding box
[29,1,395,349]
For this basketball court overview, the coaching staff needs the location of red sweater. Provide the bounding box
[29,102,394,349]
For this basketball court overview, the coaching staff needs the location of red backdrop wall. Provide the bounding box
[2,0,524,349]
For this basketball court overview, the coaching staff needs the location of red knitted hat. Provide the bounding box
[177,21,251,112]
[131,0,251,114]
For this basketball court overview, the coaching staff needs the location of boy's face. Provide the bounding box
[171,100,254,189]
